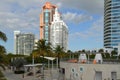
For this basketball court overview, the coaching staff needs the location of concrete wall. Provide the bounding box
[60,62,120,80]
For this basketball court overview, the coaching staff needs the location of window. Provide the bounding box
[111,72,117,80]
[80,66,84,72]
[95,71,102,80]
[71,68,75,73]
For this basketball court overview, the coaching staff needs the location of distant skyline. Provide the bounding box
[0,0,104,53]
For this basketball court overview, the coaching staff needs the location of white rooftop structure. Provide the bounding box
[40,56,56,61]
[40,56,58,69]
[78,53,87,63]
[24,64,42,67]
[94,53,103,64]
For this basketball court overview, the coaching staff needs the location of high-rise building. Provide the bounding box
[40,2,56,44]
[50,8,68,51]
[104,0,120,50]
[14,31,34,55]
[40,2,68,51]
[14,31,21,54]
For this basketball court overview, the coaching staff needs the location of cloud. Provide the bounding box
[0,0,103,31]
[0,0,104,52]
[0,11,39,31]
[70,17,103,39]
[0,0,40,31]
[49,0,104,14]
[63,12,93,24]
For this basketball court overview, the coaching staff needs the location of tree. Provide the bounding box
[99,49,104,53]
[33,39,52,57]
[54,45,65,68]
[32,39,52,79]
[0,31,7,53]
[67,50,72,59]
[0,31,7,70]
[111,50,117,59]
[82,49,85,52]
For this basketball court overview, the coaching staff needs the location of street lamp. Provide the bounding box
[32,54,35,80]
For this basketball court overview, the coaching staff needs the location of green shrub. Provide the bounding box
[0,70,7,80]
[0,71,4,77]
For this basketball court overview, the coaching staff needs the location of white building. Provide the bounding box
[34,39,39,50]
[118,43,120,56]
[14,31,21,54]
[60,54,120,80]
[88,48,113,54]
[50,8,68,51]
[14,31,35,55]
[60,62,120,80]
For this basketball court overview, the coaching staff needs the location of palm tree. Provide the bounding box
[0,31,7,53]
[33,39,52,79]
[33,39,52,57]
[67,50,72,59]
[54,45,64,68]
[0,31,7,70]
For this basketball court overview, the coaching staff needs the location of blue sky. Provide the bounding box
[0,0,104,53]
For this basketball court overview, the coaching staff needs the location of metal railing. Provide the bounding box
[60,58,120,64]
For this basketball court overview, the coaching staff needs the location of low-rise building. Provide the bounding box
[60,54,120,80]
[60,62,120,80]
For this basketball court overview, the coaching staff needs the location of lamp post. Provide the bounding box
[42,55,44,80]
[87,51,90,64]
[32,54,35,80]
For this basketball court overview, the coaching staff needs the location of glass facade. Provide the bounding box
[44,10,50,43]
[43,8,55,44]
[104,0,120,48]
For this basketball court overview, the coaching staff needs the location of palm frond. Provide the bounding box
[0,45,6,53]
[0,64,5,70]
[0,31,7,42]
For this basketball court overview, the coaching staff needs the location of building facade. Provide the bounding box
[14,31,34,55]
[14,31,21,54]
[40,2,68,51]
[50,8,68,51]
[104,0,120,50]
[60,62,120,80]
[40,2,56,44]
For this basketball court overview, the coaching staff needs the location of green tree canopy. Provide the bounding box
[0,31,7,70]
[54,45,65,68]
[33,39,52,57]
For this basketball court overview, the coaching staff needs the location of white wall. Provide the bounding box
[60,62,120,80]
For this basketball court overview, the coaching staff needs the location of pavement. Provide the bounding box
[2,68,65,80]
[2,69,24,80]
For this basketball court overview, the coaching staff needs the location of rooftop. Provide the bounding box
[61,58,120,64]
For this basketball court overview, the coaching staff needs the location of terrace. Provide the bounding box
[60,53,120,64]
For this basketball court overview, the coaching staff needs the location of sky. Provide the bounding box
[0,0,104,53]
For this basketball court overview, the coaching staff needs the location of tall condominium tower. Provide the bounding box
[50,8,68,51]
[104,0,120,50]
[14,31,34,55]
[14,31,21,54]
[40,2,68,51]
[40,2,56,44]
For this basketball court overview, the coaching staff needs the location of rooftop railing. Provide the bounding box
[60,58,120,64]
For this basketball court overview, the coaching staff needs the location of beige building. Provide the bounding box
[60,62,120,80]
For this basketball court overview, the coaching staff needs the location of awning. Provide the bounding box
[24,64,42,67]
[40,56,56,61]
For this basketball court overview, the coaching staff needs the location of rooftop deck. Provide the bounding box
[60,58,120,64]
